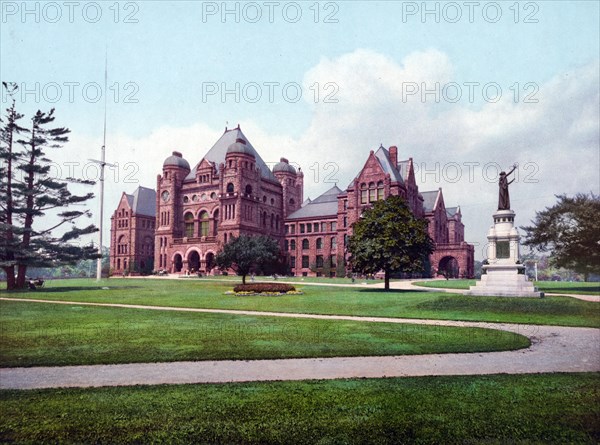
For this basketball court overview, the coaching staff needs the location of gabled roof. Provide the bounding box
[397,159,411,182]
[185,127,277,182]
[128,186,156,217]
[421,190,441,213]
[374,146,404,183]
[287,185,341,219]
[446,207,458,217]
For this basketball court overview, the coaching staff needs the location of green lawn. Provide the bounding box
[1,373,598,444]
[2,278,598,327]
[0,300,528,367]
[414,279,600,295]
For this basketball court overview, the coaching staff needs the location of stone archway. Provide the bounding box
[173,254,183,272]
[205,252,215,274]
[438,256,459,279]
[188,250,200,272]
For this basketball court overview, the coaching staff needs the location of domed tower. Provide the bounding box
[273,158,303,217]
[156,151,190,239]
[220,138,259,232]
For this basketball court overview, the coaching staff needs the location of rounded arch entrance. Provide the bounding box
[173,253,183,272]
[187,250,200,272]
[205,251,216,273]
[438,256,459,279]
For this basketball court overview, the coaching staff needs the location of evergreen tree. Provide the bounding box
[348,195,434,290]
[522,193,600,281]
[0,83,98,289]
[216,234,280,284]
[0,82,26,290]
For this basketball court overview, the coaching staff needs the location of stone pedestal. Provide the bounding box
[468,210,541,297]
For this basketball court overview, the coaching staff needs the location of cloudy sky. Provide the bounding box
[1,1,598,259]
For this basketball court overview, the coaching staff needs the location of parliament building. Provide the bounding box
[110,126,474,278]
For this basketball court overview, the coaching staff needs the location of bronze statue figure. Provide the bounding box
[498,164,518,210]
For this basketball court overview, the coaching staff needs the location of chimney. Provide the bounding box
[389,146,398,168]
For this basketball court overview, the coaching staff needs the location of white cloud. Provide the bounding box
[61,49,598,259]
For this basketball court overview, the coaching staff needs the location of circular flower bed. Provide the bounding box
[225,283,303,296]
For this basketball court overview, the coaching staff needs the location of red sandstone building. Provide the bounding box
[110,127,474,278]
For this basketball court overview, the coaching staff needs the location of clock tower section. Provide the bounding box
[155,151,190,272]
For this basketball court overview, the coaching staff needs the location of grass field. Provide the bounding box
[0,300,529,367]
[2,278,598,327]
[414,279,600,295]
[1,373,598,444]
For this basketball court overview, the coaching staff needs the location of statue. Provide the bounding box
[498,164,518,210]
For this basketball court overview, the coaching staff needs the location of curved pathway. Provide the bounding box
[1,297,598,389]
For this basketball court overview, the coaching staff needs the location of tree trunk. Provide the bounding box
[3,266,16,290]
[16,125,36,289]
[384,270,390,291]
[242,274,246,284]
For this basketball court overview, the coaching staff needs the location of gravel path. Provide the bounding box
[1,297,598,389]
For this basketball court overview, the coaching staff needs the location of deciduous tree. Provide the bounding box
[522,193,600,281]
[348,195,434,290]
[216,234,280,284]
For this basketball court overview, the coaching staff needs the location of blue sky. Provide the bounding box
[1,1,599,258]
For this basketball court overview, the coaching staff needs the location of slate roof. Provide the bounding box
[446,207,460,218]
[287,185,342,219]
[421,190,440,213]
[124,186,156,217]
[397,160,411,181]
[374,146,404,183]
[185,127,277,182]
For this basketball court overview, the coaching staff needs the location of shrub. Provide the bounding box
[233,283,296,293]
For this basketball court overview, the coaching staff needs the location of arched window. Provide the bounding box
[360,183,367,204]
[290,240,296,250]
[270,213,274,228]
[199,211,209,237]
[262,211,267,227]
[284,240,289,251]
[213,209,219,236]
[377,181,384,200]
[369,182,376,202]
[118,235,127,254]
[275,215,280,230]
[302,239,309,250]
[226,183,234,193]
[224,233,228,244]
[316,238,323,249]
[331,237,337,249]
[184,213,194,238]
[289,198,295,206]
[245,184,252,195]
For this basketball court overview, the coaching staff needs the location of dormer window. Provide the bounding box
[226,183,234,194]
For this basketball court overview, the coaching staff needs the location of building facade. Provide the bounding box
[110,127,474,278]
[109,186,156,274]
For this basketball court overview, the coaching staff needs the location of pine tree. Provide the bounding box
[1,83,99,290]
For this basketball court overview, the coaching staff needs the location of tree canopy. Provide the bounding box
[522,193,600,281]
[216,234,281,284]
[0,83,98,290]
[348,195,434,290]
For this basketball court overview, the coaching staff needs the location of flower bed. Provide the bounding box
[233,283,296,293]
[226,283,302,296]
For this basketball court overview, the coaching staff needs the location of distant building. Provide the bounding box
[109,186,156,274]
[110,126,474,278]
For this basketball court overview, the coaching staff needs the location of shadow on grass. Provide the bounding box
[542,286,600,294]
[357,288,429,294]
[2,286,142,294]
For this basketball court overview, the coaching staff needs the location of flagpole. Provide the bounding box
[96,50,108,281]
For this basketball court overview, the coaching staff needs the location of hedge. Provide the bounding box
[233,283,296,293]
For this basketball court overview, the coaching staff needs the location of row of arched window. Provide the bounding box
[184,210,219,238]
[360,181,385,204]
[284,237,337,251]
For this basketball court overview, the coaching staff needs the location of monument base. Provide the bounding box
[467,264,542,298]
